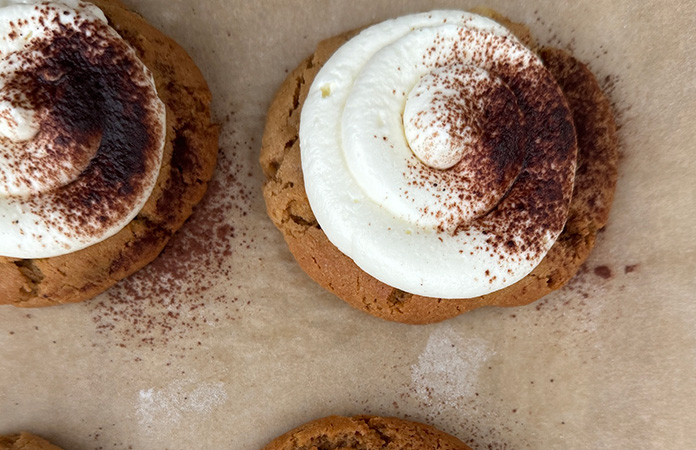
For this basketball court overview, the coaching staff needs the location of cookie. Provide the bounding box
[260,15,618,324]
[0,0,219,307]
[0,432,63,450]
[261,415,472,450]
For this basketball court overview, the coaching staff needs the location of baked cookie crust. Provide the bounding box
[260,19,618,324]
[0,432,63,450]
[0,0,219,307]
[261,415,472,450]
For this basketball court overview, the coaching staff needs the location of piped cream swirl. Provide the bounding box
[0,0,165,258]
[300,11,577,298]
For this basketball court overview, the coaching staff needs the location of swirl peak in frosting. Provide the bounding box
[0,0,165,258]
[300,11,577,298]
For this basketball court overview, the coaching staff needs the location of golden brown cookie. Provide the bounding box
[261,415,472,450]
[0,432,63,450]
[0,0,218,307]
[260,17,618,324]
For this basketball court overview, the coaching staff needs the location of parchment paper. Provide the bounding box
[1,1,695,449]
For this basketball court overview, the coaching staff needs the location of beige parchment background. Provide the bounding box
[1,1,695,449]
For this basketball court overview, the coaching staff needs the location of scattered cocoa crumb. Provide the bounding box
[593,265,612,279]
[624,264,639,274]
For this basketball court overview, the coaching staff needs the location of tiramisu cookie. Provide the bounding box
[261,415,471,450]
[0,432,63,450]
[0,0,218,307]
[260,11,618,323]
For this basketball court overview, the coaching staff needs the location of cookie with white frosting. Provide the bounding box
[0,0,218,307]
[260,10,618,323]
[261,415,472,450]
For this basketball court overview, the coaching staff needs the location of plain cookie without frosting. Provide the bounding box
[0,0,219,307]
[261,415,472,450]
[0,432,64,450]
[260,17,618,324]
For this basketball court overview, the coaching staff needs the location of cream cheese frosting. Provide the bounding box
[300,11,577,299]
[0,0,165,258]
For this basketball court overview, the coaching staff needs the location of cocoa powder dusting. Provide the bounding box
[90,117,256,351]
[535,9,630,160]
[398,27,576,269]
[403,63,525,233]
[2,10,162,239]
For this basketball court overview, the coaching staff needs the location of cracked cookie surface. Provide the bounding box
[261,415,472,450]
[0,0,219,307]
[260,20,618,324]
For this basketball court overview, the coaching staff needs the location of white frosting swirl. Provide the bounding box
[0,0,165,258]
[300,11,576,299]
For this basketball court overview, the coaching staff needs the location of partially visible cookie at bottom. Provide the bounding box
[260,17,618,324]
[261,415,472,450]
[0,432,63,450]
[0,0,219,307]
